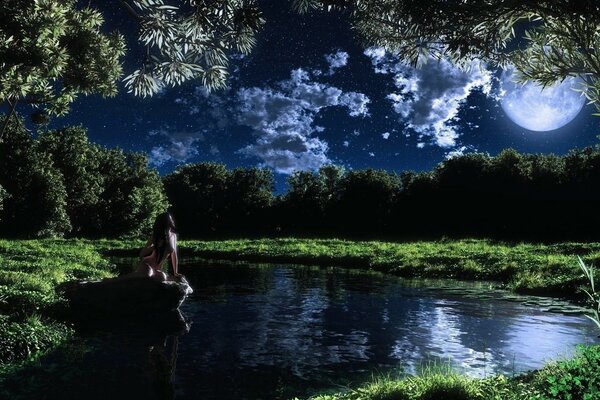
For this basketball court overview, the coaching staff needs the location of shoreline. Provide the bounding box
[1,238,599,399]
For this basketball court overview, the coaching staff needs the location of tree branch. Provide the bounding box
[0,98,18,142]
[114,0,143,21]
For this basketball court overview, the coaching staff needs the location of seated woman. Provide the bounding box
[129,212,180,281]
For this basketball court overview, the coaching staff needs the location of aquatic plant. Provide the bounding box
[578,256,600,330]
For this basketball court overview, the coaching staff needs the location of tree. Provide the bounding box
[0,116,71,237]
[0,0,265,128]
[284,170,327,233]
[120,0,265,97]
[96,150,169,237]
[0,0,125,134]
[225,167,274,234]
[334,169,401,236]
[163,163,231,236]
[293,0,600,110]
[35,127,105,234]
[35,127,168,236]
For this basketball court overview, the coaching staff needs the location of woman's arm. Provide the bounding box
[171,251,179,276]
[170,233,179,275]
[138,235,153,258]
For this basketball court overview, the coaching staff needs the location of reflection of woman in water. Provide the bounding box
[130,212,180,281]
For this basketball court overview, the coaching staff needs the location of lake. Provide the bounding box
[3,261,599,400]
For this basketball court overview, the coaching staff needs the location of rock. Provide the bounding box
[58,276,193,319]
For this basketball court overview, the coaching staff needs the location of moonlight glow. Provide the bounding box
[500,69,586,132]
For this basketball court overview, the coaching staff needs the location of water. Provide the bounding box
[173,262,598,399]
[3,261,599,400]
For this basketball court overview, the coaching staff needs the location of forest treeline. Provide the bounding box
[1,120,600,241]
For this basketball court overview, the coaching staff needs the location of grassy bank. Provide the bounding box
[303,345,600,400]
[0,240,114,365]
[180,238,600,297]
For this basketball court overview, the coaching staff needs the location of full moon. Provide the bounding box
[500,69,585,131]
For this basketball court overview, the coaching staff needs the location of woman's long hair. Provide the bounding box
[152,212,176,264]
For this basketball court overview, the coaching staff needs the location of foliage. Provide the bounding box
[306,346,600,400]
[532,345,600,400]
[121,0,265,96]
[35,126,105,234]
[96,150,169,237]
[159,149,600,241]
[182,238,600,297]
[0,0,125,117]
[0,314,72,365]
[292,0,600,110]
[0,239,114,364]
[164,162,274,236]
[578,257,600,330]
[0,120,169,237]
[0,116,71,238]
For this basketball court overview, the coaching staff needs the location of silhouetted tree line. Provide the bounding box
[2,120,600,240]
[164,149,600,241]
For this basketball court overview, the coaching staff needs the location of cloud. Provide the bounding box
[445,145,476,159]
[340,92,370,117]
[147,128,205,167]
[365,47,493,148]
[238,132,330,175]
[382,132,390,139]
[235,68,370,174]
[325,50,349,75]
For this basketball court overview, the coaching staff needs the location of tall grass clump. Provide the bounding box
[578,257,600,329]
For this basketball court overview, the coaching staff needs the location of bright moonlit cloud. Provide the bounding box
[148,128,205,167]
[325,50,349,75]
[364,47,493,148]
[236,68,370,174]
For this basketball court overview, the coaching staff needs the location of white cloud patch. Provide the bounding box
[148,128,205,167]
[235,68,370,174]
[445,145,476,159]
[382,132,390,139]
[365,47,493,148]
[325,50,349,75]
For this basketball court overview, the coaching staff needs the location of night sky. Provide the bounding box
[42,1,600,191]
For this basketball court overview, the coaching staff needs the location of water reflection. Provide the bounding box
[174,262,599,399]
[2,311,190,400]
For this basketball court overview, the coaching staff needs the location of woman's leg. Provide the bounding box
[132,263,154,278]
[151,269,168,281]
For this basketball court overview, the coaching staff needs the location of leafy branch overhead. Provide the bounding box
[292,0,600,110]
[122,0,265,97]
[2,0,600,117]
[0,0,126,116]
[0,0,264,120]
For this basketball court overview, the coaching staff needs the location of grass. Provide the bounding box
[304,345,600,400]
[178,238,600,297]
[0,237,599,398]
[0,239,114,365]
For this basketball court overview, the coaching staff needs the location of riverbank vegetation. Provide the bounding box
[0,240,113,364]
[181,238,600,297]
[305,345,600,400]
